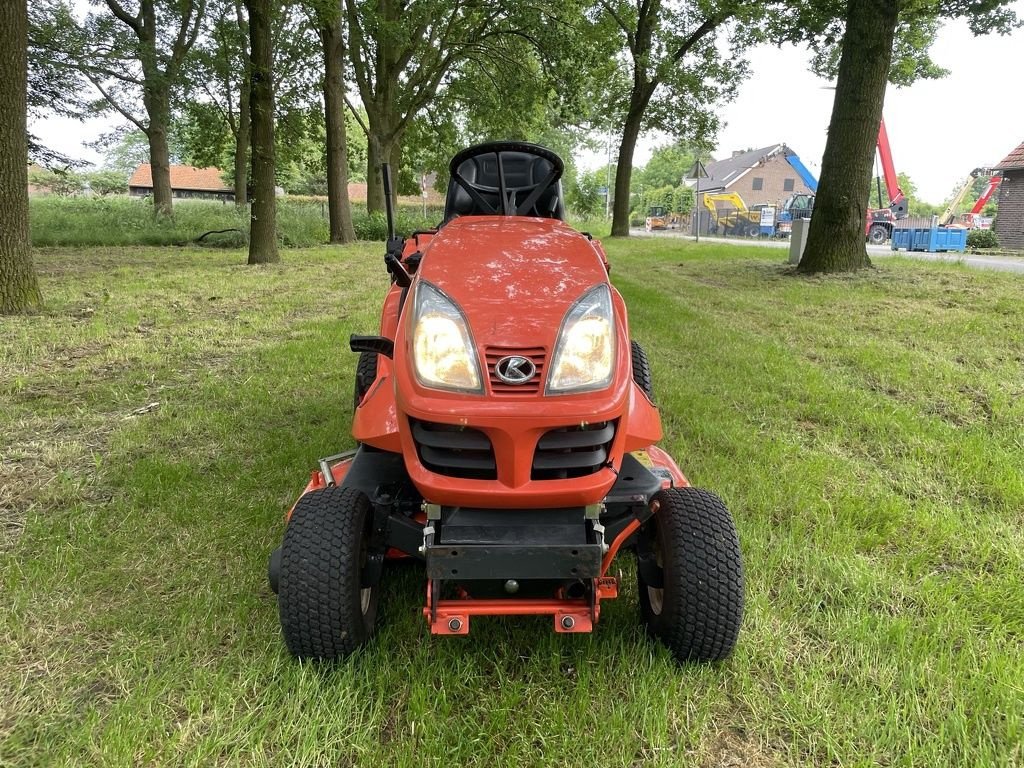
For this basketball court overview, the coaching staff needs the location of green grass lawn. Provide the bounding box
[2,239,1022,766]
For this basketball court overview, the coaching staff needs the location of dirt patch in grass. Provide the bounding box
[701,730,779,768]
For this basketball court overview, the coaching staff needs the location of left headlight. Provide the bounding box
[547,284,616,394]
[411,281,482,393]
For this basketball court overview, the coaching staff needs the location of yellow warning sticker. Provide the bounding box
[630,450,654,468]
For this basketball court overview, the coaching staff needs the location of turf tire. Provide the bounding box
[638,487,744,663]
[353,351,378,410]
[867,224,889,245]
[278,485,380,660]
[631,340,654,401]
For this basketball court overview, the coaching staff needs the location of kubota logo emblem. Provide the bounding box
[495,355,536,385]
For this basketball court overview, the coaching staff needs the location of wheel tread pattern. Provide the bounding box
[640,487,744,663]
[278,486,375,660]
[353,351,378,410]
[630,340,654,401]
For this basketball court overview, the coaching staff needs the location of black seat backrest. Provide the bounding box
[444,143,565,222]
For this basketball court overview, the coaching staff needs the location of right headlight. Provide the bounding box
[546,284,616,394]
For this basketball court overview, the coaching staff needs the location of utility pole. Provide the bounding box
[686,157,708,244]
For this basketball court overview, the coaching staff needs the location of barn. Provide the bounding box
[128,164,233,202]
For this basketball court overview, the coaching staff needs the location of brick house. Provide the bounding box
[993,140,1024,251]
[128,164,233,202]
[699,143,815,207]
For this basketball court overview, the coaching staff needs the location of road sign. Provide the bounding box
[597,186,609,196]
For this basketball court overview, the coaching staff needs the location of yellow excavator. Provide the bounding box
[701,192,762,237]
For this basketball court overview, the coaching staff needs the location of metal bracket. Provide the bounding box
[418,524,436,555]
[318,449,358,487]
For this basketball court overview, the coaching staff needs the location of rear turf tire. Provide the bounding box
[278,486,380,660]
[630,340,654,401]
[638,487,744,663]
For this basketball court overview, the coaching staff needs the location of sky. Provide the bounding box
[31,2,1024,205]
[578,2,1024,204]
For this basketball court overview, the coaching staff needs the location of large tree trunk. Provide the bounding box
[143,86,174,217]
[799,0,898,273]
[610,80,651,237]
[245,0,279,264]
[0,0,42,314]
[610,105,643,236]
[321,6,356,243]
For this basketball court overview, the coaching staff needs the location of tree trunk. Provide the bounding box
[366,130,387,215]
[233,0,250,207]
[799,0,898,273]
[234,78,250,206]
[611,101,646,237]
[0,0,42,314]
[321,6,356,243]
[388,139,402,208]
[245,0,279,264]
[365,111,401,215]
[143,86,174,217]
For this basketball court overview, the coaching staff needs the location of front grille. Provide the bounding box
[411,419,497,480]
[531,421,615,480]
[485,346,546,395]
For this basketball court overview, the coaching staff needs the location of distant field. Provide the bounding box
[2,240,1022,766]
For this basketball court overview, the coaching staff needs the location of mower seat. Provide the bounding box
[444,143,565,222]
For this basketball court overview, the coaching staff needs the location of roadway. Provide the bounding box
[631,228,1024,274]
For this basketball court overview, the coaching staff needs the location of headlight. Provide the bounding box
[411,281,482,392]
[547,284,615,394]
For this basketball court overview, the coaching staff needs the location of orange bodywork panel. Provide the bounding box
[352,216,662,509]
[426,577,620,635]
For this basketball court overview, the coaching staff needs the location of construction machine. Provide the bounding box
[775,117,908,243]
[701,192,762,237]
[940,171,1001,228]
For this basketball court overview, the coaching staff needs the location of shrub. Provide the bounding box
[966,229,999,249]
[29,196,443,248]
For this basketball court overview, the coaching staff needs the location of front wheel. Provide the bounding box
[278,486,380,660]
[353,351,378,411]
[631,340,654,401]
[637,487,744,663]
[867,224,889,245]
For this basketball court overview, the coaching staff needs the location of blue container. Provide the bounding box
[891,227,967,253]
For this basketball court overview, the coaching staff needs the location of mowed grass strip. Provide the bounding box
[1,240,1021,767]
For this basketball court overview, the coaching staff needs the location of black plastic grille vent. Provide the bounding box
[411,419,497,480]
[531,421,615,480]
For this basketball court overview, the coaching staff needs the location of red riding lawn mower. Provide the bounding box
[268,142,744,664]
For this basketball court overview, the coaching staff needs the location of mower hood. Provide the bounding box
[416,217,611,349]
